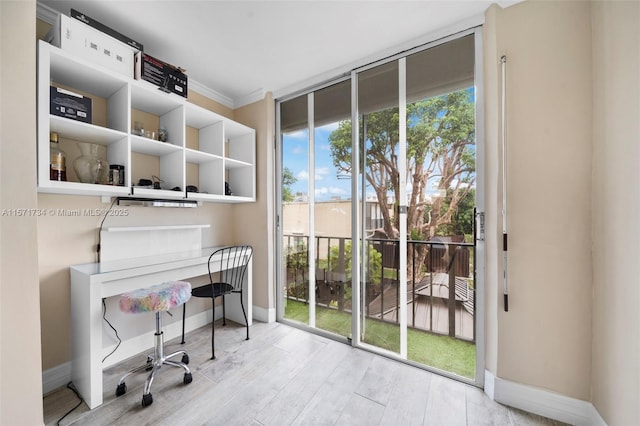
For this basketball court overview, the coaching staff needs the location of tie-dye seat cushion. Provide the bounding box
[119,281,192,313]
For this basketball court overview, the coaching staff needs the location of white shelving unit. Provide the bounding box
[37,40,256,203]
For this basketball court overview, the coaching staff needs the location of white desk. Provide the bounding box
[70,247,252,409]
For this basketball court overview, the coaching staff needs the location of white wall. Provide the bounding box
[0,1,44,424]
[235,93,276,318]
[484,0,593,400]
[591,1,640,424]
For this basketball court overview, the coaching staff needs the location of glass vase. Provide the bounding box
[73,142,109,184]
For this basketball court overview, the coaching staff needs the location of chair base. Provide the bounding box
[115,312,192,407]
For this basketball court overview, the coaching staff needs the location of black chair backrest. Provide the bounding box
[208,245,253,292]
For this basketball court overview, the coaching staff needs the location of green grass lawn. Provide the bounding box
[284,299,475,378]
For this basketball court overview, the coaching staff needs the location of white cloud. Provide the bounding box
[315,186,347,197]
[286,130,308,140]
[295,168,332,182]
[318,122,339,132]
[315,167,330,180]
[450,179,470,189]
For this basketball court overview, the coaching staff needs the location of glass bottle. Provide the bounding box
[49,132,67,181]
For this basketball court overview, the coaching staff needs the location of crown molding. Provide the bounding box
[235,89,267,108]
[189,79,235,109]
[190,81,265,109]
[36,2,59,24]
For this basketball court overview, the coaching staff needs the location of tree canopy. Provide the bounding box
[282,167,297,202]
[328,89,476,241]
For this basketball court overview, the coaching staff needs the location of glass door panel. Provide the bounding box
[357,61,401,354]
[281,94,310,324]
[404,35,477,378]
[313,80,353,338]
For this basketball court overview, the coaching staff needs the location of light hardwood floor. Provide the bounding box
[44,320,565,425]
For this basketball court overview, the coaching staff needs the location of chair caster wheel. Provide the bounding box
[115,383,126,397]
[142,393,153,407]
[181,354,189,365]
[184,372,193,385]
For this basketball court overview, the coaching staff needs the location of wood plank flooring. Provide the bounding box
[43,321,566,426]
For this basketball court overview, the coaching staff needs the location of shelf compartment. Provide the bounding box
[45,39,130,135]
[131,102,184,150]
[226,131,255,164]
[130,80,184,117]
[226,166,255,199]
[186,156,224,197]
[184,148,222,164]
[184,102,224,130]
[50,116,127,146]
[47,43,129,99]
[131,135,182,156]
[225,119,254,141]
[130,149,184,198]
[46,130,129,187]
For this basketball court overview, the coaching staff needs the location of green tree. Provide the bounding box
[282,167,297,202]
[329,89,475,279]
[328,241,382,285]
[437,188,476,241]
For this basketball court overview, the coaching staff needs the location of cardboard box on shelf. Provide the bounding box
[70,9,143,52]
[135,53,188,98]
[50,86,92,123]
[45,13,138,78]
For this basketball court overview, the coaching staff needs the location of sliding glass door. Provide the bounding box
[280,94,310,325]
[356,60,403,355]
[279,80,353,339]
[277,29,482,385]
[402,35,478,378]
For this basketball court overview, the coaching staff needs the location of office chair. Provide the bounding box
[116,280,193,407]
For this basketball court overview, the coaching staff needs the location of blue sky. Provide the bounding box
[283,122,352,201]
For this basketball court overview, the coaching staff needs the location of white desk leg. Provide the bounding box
[71,270,104,409]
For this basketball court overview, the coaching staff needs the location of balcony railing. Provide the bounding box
[283,234,476,342]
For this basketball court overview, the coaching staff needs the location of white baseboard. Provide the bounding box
[484,369,495,400]
[252,305,276,323]
[485,370,607,426]
[42,361,72,395]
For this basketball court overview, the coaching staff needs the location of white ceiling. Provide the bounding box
[38,0,510,108]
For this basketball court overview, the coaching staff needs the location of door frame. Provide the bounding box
[275,26,485,388]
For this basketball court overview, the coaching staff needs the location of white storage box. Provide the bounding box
[45,14,137,79]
